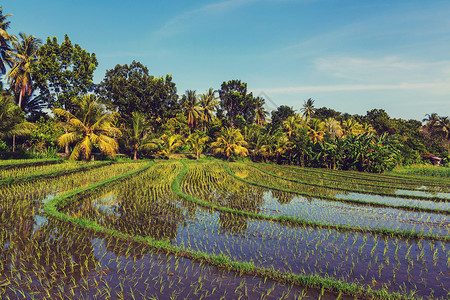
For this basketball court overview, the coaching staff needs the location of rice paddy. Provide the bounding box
[1,158,449,299]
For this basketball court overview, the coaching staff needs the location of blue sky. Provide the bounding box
[2,0,450,120]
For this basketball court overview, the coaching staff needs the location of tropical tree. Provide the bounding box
[0,95,35,151]
[211,127,249,161]
[187,132,209,159]
[423,113,440,128]
[0,7,13,74]
[54,94,121,160]
[6,33,42,109]
[32,34,98,111]
[341,119,363,136]
[436,116,450,140]
[199,88,218,132]
[254,100,268,126]
[153,134,183,159]
[307,118,325,143]
[324,117,343,138]
[126,111,156,160]
[218,80,259,127]
[282,114,304,138]
[300,98,316,120]
[183,90,202,133]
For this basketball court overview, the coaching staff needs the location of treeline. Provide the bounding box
[0,7,449,172]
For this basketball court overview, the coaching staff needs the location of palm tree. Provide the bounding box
[254,103,268,126]
[283,114,304,138]
[199,88,218,132]
[54,94,121,160]
[6,33,42,109]
[423,113,439,128]
[0,95,35,150]
[436,116,450,140]
[300,98,316,120]
[183,90,202,134]
[127,111,156,160]
[211,127,249,161]
[0,7,13,74]
[187,132,209,159]
[341,119,363,136]
[153,134,183,159]
[324,118,343,138]
[307,118,325,143]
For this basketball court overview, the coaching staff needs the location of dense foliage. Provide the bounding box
[0,5,448,172]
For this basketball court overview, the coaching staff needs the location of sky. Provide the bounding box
[2,0,450,120]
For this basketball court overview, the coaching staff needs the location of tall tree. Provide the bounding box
[182,90,202,133]
[270,105,295,132]
[218,80,259,127]
[32,34,98,111]
[126,111,155,160]
[0,7,13,74]
[6,33,42,109]
[300,98,316,120]
[199,88,218,132]
[97,61,180,126]
[254,97,268,126]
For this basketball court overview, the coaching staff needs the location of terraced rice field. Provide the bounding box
[1,158,449,299]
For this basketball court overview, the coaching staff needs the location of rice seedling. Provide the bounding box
[2,158,449,299]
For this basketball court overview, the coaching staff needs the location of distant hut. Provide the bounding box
[422,154,442,166]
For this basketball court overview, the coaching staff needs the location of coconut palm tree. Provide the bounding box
[254,103,268,126]
[183,90,202,134]
[324,117,343,138]
[54,94,121,160]
[6,33,42,109]
[300,98,316,120]
[153,134,183,159]
[436,116,450,140]
[0,95,35,151]
[342,119,363,136]
[423,113,440,128]
[211,127,249,161]
[199,88,218,132]
[127,111,156,160]
[283,114,304,138]
[307,118,325,143]
[0,7,13,74]
[187,132,209,159]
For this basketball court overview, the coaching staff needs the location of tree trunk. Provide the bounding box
[18,90,23,109]
[134,149,137,160]
[12,135,16,153]
[65,115,70,157]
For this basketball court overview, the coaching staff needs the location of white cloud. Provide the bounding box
[153,0,257,38]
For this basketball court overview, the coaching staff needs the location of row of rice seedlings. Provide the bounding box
[0,161,88,179]
[63,161,186,240]
[275,162,450,189]
[0,214,325,300]
[42,164,412,300]
[173,161,449,297]
[183,169,450,238]
[250,162,450,202]
[254,162,450,197]
[292,162,450,188]
[0,158,62,170]
[0,162,148,240]
[181,160,266,213]
[228,162,450,213]
[180,161,449,238]
[38,162,365,299]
